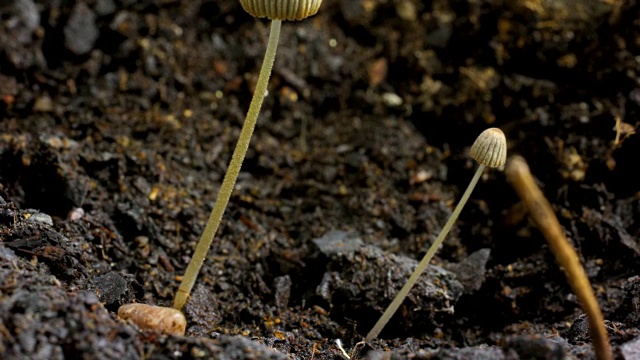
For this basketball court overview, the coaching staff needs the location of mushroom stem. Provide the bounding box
[506,156,612,360]
[365,164,486,342]
[173,19,282,311]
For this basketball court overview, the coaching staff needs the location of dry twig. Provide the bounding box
[506,155,612,360]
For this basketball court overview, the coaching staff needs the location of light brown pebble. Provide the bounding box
[117,303,186,336]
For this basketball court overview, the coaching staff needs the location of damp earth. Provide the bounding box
[1,1,640,359]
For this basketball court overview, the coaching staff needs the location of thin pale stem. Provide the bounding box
[173,19,282,311]
[365,164,486,342]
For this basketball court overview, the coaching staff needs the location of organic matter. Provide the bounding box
[506,155,612,360]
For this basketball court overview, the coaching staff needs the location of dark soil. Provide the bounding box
[1,0,640,359]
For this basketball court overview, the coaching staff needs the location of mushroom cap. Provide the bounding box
[470,128,507,168]
[240,0,322,21]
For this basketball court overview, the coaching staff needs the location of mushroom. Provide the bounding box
[172,0,323,311]
[116,1,322,335]
[364,128,507,343]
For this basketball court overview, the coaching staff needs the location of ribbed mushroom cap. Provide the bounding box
[470,128,507,168]
[240,0,322,21]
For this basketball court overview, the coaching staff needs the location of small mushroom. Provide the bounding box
[364,128,507,343]
[118,303,186,336]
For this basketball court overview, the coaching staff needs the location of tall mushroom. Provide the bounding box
[172,0,323,311]
[117,1,322,336]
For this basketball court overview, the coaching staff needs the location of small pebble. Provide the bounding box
[29,212,53,226]
[118,303,186,336]
[64,3,98,55]
[67,207,85,221]
[382,92,403,107]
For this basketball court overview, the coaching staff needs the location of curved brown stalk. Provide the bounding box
[506,155,612,360]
